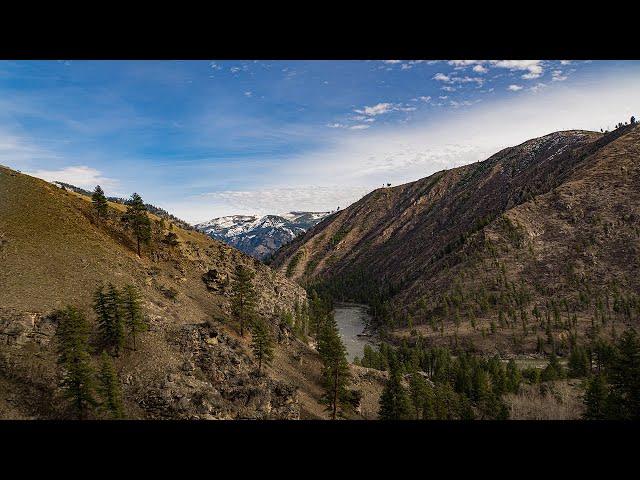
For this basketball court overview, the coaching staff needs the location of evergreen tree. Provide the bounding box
[121,284,146,351]
[568,345,589,378]
[97,351,125,419]
[607,329,640,419]
[408,372,429,420]
[250,318,274,373]
[317,317,351,419]
[583,374,609,420]
[54,306,96,419]
[505,359,521,393]
[230,265,257,337]
[95,284,125,356]
[541,351,564,382]
[378,364,411,420]
[122,193,151,257]
[91,185,108,218]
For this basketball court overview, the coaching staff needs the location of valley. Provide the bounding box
[2,122,639,421]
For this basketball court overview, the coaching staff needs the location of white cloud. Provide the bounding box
[244,91,253,97]
[401,63,413,70]
[383,60,402,64]
[508,84,523,91]
[418,96,431,102]
[473,64,488,73]
[529,83,547,93]
[490,60,544,79]
[350,124,371,130]
[552,70,568,81]
[27,165,120,193]
[448,60,483,67]
[434,73,483,85]
[355,102,395,116]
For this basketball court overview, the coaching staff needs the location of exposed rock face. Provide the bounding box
[0,309,56,347]
[127,323,299,420]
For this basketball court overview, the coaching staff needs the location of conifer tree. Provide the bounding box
[583,374,609,420]
[541,351,564,381]
[317,317,351,419]
[505,359,521,393]
[230,265,257,337]
[121,284,146,351]
[95,284,125,356]
[409,372,429,420]
[55,306,96,419]
[97,351,125,419]
[91,185,108,218]
[568,345,589,378]
[607,329,640,419]
[122,193,151,257]
[250,318,274,373]
[378,363,411,420]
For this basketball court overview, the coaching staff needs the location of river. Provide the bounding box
[333,302,376,362]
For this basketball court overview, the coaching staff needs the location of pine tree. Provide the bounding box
[91,185,109,218]
[568,345,589,378]
[97,351,125,419]
[583,374,609,420]
[54,306,96,419]
[122,193,151,257]
[317,316,351,419]
[506,359,521,393]
[250,318,274,373]
[541,351,564,381]
[121,284,146,351]
[230,265,257,337]
[95,284,125,356]
[378,363,411,420]
[607,329,640,419]
[409,372,429,420]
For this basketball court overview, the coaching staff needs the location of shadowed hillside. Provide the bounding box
[273,125,640,357]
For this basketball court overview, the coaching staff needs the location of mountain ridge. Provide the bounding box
[196,211,332,260]
[273,125,640,356]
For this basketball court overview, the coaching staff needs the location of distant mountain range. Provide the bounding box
[195,211,332,260]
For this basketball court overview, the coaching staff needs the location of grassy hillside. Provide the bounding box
[0,166,337,419]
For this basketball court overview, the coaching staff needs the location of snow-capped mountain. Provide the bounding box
[195,211,332,260]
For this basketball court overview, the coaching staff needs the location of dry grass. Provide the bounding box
[0,165,327,419]
[505,380,584,420]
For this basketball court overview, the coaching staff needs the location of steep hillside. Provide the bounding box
[273,125,640,355]
[0,166,333,419]
[195,211,330,260]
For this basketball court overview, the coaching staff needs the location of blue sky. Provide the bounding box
[1,60,639,222]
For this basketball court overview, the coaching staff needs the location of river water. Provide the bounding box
[333,302,376,362]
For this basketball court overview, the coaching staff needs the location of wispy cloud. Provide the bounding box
[26,165,120,193]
